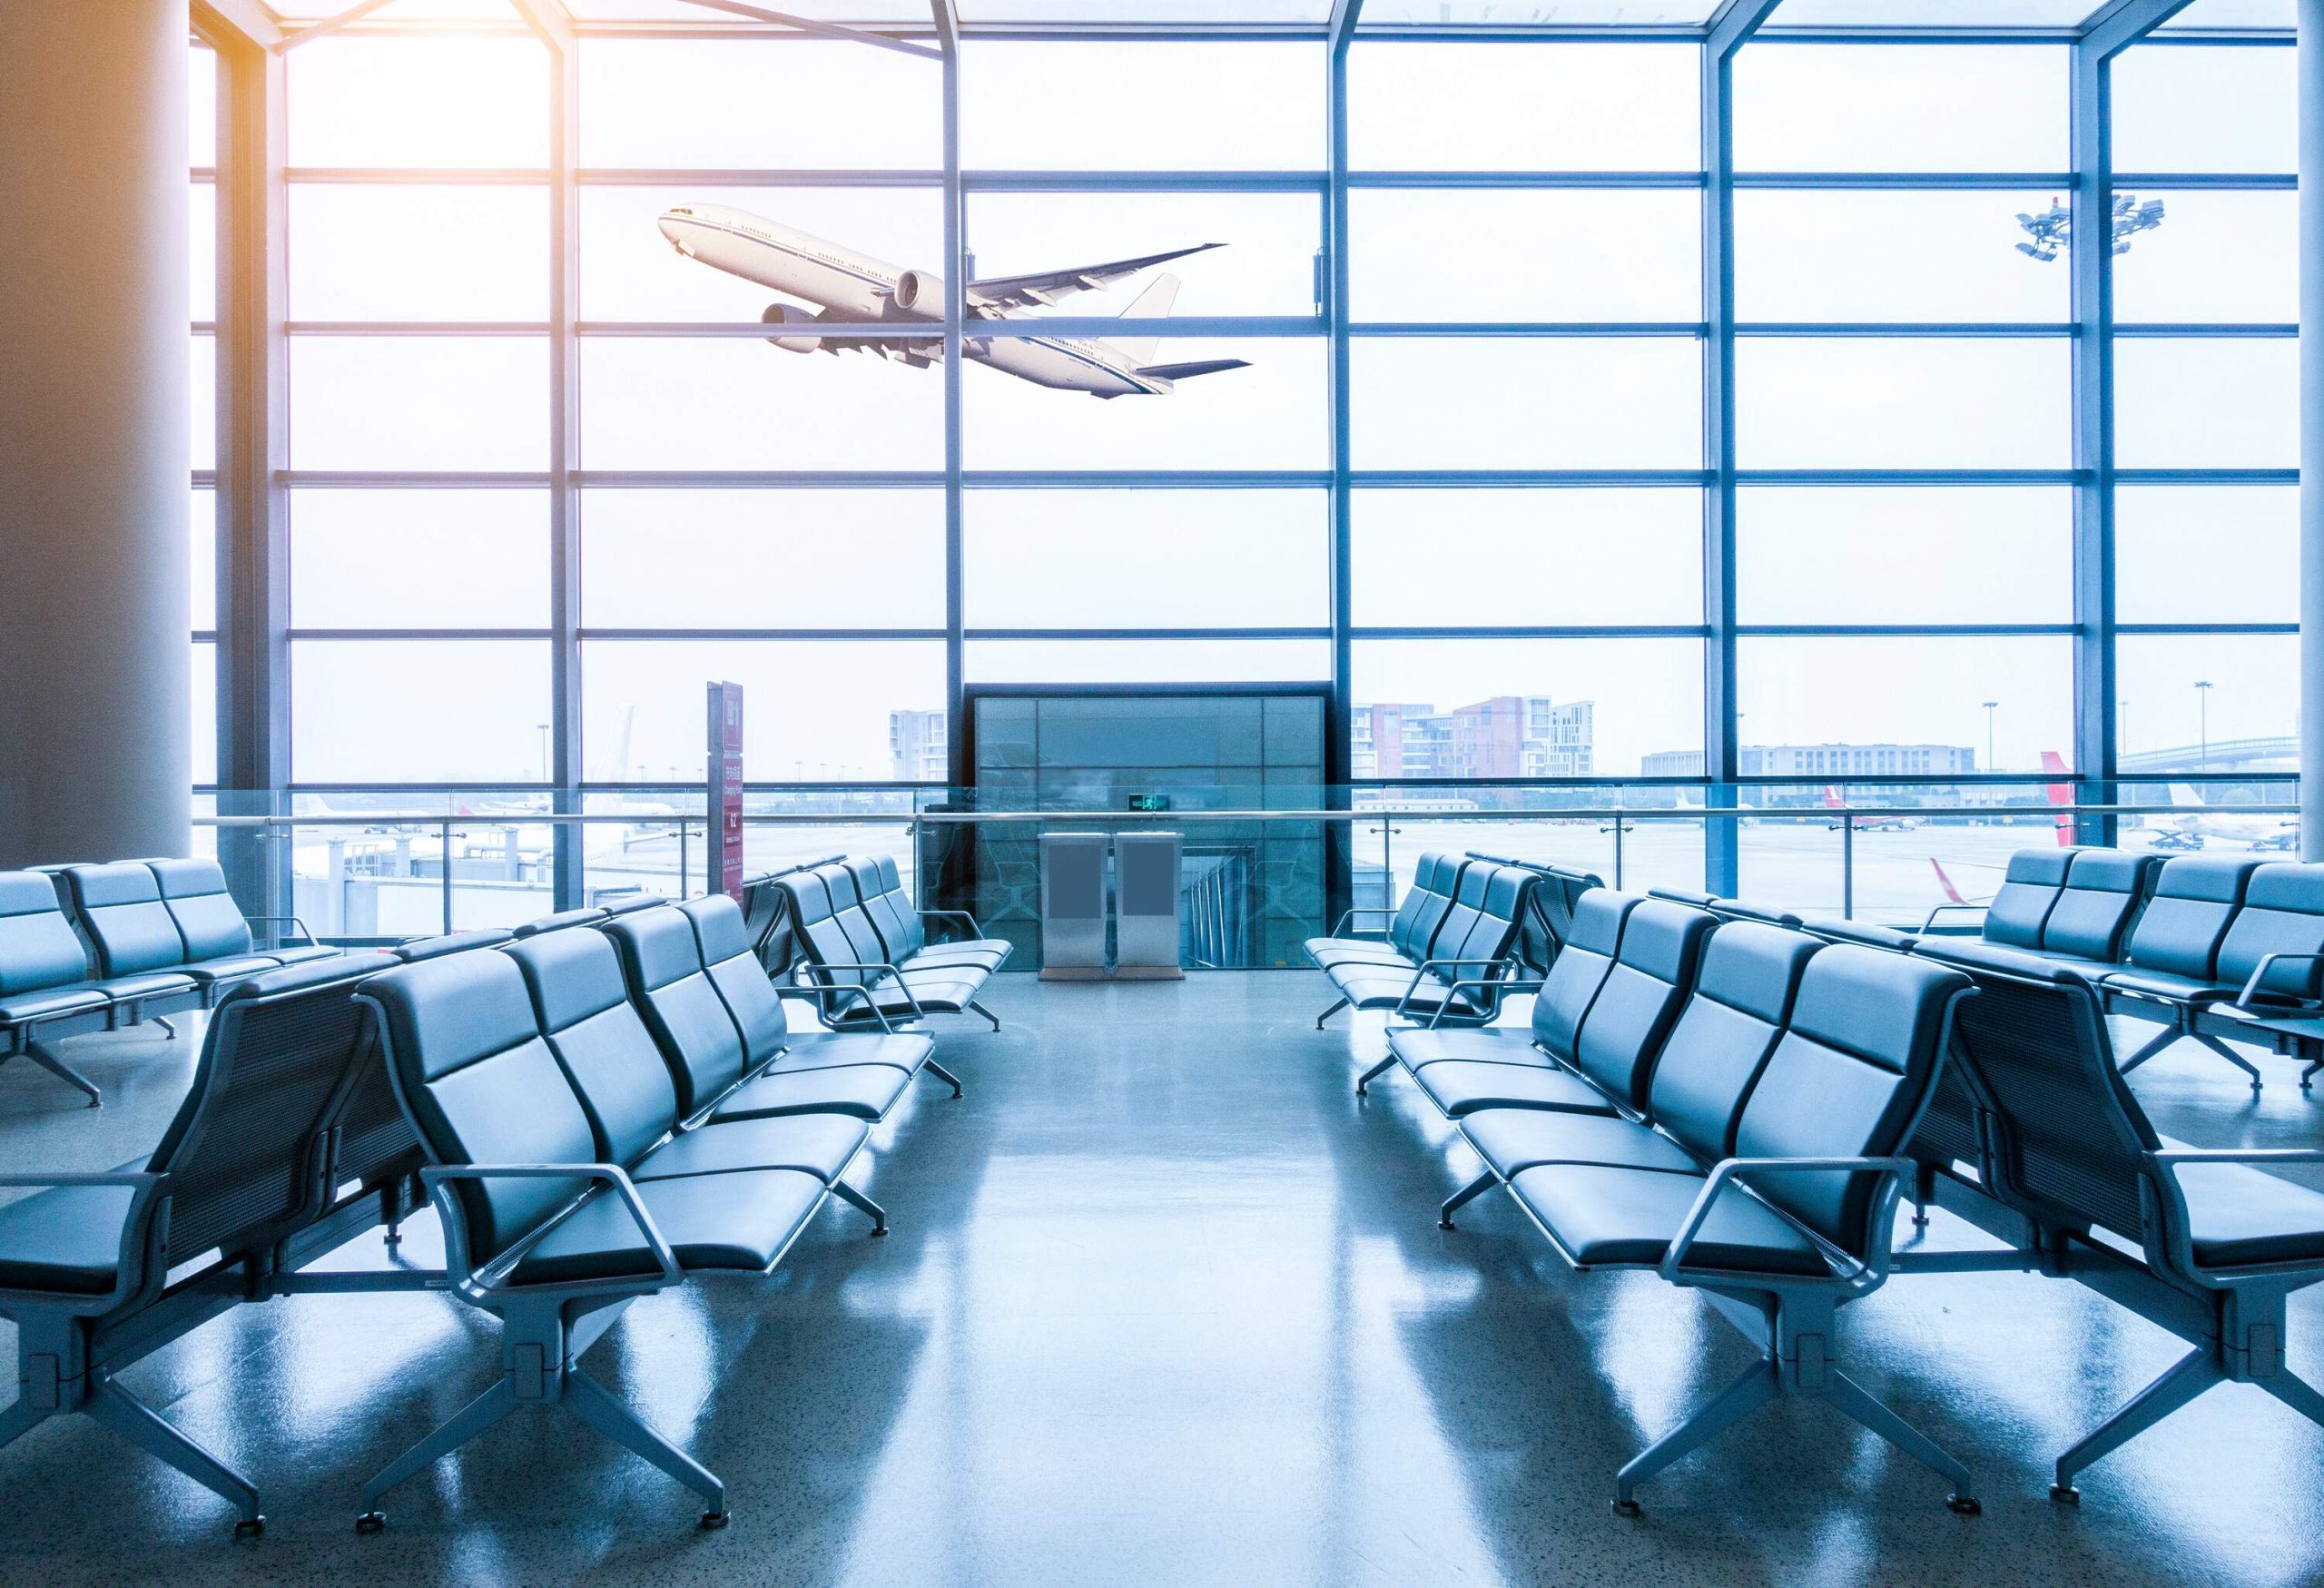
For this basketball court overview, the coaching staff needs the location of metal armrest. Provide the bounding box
[804,962,924,1021]
[2238,952,2324,1011]
[1393,956,1514,1018]
[917,907,990,940]
[1919,902,1987,934]
[1424,977,1546,1029]
[1325,907,1395,938]
[247,913,318,947]
[419,1162,679,1297]
[0,1170,162,1312]
[2144,1147,2324,1285]
[774,981,894,1033]
[1659,1155,1915,1292]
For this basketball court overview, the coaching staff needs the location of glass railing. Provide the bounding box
[192,784,2302,970]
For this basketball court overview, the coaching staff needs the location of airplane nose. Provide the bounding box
[657,214,683,243]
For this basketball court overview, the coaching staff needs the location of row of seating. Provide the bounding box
[1305,853,1581,1031]
[1364,875,2324,1511]
[0,890,959,1536]
[1363,886,1979,1511]
[775,854,1009,1033]
[0,859,333,1106]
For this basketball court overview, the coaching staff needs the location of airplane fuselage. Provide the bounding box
[657,204,1177,397]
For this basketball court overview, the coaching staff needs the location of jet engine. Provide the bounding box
[889,269,946,319]
[761,302,822,353]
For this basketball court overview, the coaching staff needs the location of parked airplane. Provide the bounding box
[2162,783,2301,847]
[1821,785,1914,831]
[656,203,1249,398]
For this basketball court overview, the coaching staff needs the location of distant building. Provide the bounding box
[889,710,948,782]
[1353,695,1593,780]
[1641,743,1978,782]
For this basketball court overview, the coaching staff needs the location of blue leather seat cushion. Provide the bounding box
[2171,1159,2324,1268]
[773,1031,929,1075]
[1389,1027,1542,1069]
[1465,1109,1696,1178]
[512,1168,826,1285]
[2102,969,2225,1002]
[0,1181,139,1296]
[264,944,341,966]
[632,1114,868,1184]
[179,954,282,986]
[0,985,110,1024]
[1414,1060,1615,1119]
[1510,1164,1827,1276]
[85,972,197,1001]
[709,1062,911,1122]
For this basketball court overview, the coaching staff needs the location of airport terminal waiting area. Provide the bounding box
[6,849,2324,1580]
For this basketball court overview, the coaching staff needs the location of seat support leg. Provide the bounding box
[1614,1355,1778,1513]
[358,1377,522,1524]
[1315,997,1349,1031]
[2192,1031,2263,1090]
[1438,1169,1498,1230]
[1911,1160,1937,1228]
[2301,1054,2322,1090]
[970,1001,1000,1032]
[6,1041,103,1107]
[830,1177,889,1237]
[923,1058,963,1100]
[563,1369,728,1526]
[86,1376,265,1535]
[1354,1052,1397,1095]
[2052,1345,2221,1500]
[2116,1023,2180,1075]
[154,1016,177,1041]
[1817,1368,1978,1513]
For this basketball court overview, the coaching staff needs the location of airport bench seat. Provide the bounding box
[1305,852,1469,973]
[779,865,1002,1034]
[510,1167,830,1287]
[1318,862,1535,1029]
[2,870,197,1106]
[1508,1162,1829,1277]
[840,855,1013,974]
[0,1175,143,1295]
[1413,1060,1616,1118]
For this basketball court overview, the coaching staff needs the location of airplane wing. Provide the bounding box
[967,243,1226,311]
[1136,359,1250,382]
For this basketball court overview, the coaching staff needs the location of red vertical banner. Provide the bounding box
[707,680,745,903]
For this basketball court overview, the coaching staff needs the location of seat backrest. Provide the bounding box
[2122,854,2261,981]
[511,907,610,940]
[680,893,791,1070]
[604,904,746,1116]
[1393,854,1471,963]
[1915,938,2157,1244]
[1529,887,1636,1061]
[1434,864,1531,976]
[0,871,92,996]
[508,927,680,1167]
[817,863,894,970]
[1712,900,1805,930]
[359,949,600,1266]
[1979,848,2075,950]
[1381,853,1451,960]
[58,862,186,977]
[144,952,398,1262]
[738,873,780,943]
[2211,863,2324,1003]
[780,870,869,987]
[1729,945,1972,1258]
[1645,922,1820,1160]
[146,858,255,961]
[1569,897,1715,1108]
[1517,864,1603,972]
[1421,863,1495,970]
[849,855,924,962]
[393,928,515,962]
[872,854,924,954]
[2037,848,2154,963]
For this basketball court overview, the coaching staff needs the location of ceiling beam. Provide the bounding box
[1326,0,1364,53]
[928,0,958,52]
[2081,0,2196,57]
[191,0,283,50]
[279,0,399,51]
[507,0,576,51]
[1705,0,1785,58]
[674,0,944,59]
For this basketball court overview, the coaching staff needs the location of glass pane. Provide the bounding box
[191,489,216,631]
[961,44,1323,172]
[290,489,550,628]
[2112,190,2297,324]
[1352,488,1702,626]
[2114,337,2299,469]
[192,333,215,469]
[291,639,553,783]
[582,639,945,783]
[290,338,547,470]
[580,186,942,322]
[1734,46,2067,173]
[2113,44,2298,174]
[1735,191,2068,323]
[191,181,216,322]
[1736,487,2072,625]
[1769,0,2097,20]
[965,339,1324,470]
[1352,338,1701,470]
[2115,484,2299,624]
[1351,638,1705,778]
[2154,0,2295,25]
[288,37,549,168]
[290,185,549,321]
[190,45,217,169]
[1738,636,2073,775]
[965,639,1331,685]
[2116,634,2301,775]
[959,0,1329,15]
[580,338,941,471]
[964,489,1327,628]
[1736,339,2069,469]
[582,489,945,628]
[970,192,1322,319]
[1351,190,1699,323]
[192,641,216,786]
[580,39,940,171]
[1349,44,1700,172]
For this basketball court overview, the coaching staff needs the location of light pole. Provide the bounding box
[1981,701,1998,774]
[536,723,549,784]
[2194,680,2213,771]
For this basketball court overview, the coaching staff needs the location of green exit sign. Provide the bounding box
[1127,794,1172,813]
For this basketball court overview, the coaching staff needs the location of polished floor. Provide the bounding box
[3,972,2322,1586]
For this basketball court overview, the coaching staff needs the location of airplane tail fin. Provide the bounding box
[1822,784,1845,811]
[1109,272,1180,366]
[1930,858,1968,906]
[2040,751,2076,845]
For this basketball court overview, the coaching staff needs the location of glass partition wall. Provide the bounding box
[188,1,2302,943]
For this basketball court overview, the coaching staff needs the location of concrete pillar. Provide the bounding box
[2304,0,2324,860]
[0,0,191,869]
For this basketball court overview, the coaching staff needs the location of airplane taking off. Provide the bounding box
[656,203,1250,398]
